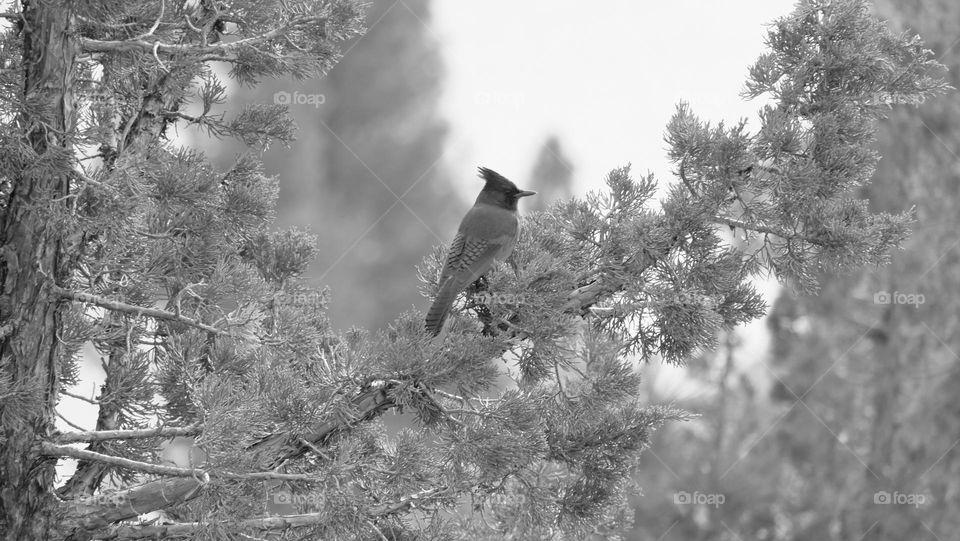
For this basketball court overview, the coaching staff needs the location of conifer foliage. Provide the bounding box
[0,0,948,539]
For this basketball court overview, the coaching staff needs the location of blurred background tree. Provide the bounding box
[527,135,574,212]
[207,0,459,330]
[630,1,960,539]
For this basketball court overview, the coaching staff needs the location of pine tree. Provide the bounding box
[527,136,574,212]
[0,1,948,539]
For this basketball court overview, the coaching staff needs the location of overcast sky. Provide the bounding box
[432,0,796,195]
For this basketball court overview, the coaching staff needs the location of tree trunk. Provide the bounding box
[0,1,76,539]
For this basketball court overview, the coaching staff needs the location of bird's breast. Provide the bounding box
[457,203,520,241]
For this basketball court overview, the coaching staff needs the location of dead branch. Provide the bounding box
[53,286,223,335]
[54,425,202,444]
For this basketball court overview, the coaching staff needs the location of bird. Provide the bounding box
[425,167,535,336]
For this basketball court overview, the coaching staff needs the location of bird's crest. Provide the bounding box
[478,167,520,192]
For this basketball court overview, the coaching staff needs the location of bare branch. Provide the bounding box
[54,425,202,444]
[40,442,329,482]
[40,442,211,479]
[678,155,699,198]
[60,388,99,404]
[81,487,448,540]
[52,285,223,335]
[56,411,88,432]
[63,477,206,533]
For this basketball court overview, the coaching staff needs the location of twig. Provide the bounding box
[366,519,389,541]
[71,170,103,189]
[152,41,169,72]
[298,438,332,462]
[60,389,99,404]
[56,411,88,432]
[182,14,203,35]
[678,155,699,198]
[555,361,572,400]
[417,384,465,427]
[133,0,164,39]
[134,229,174,239]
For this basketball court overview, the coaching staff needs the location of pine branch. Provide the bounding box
[79,14,327,57]
[563,278,615,315]
[562,254,656,315]
[249,379,398,469]
[712,216,823,245]
[40,442,329,482]
[55,379,403,537]
[64,477,205,533]
[83,487,447,540]
[561,209,828,317]
[54,425,202,444]
[60,476,445,538]
[52,286,223,335]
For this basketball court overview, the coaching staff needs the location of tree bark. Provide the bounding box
[0,1,77,539]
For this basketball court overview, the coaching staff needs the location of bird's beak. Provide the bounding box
[516,190,536,198]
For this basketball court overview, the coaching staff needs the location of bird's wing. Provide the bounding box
[436,231,467,287]
[427,232,510,335]
[438,232,510,288]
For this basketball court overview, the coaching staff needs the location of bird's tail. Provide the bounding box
[425,277,460,336]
